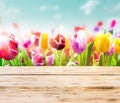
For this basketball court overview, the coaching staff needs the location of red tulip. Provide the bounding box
[0,34,18,60]
[74,26,84,33]
[97,21,103,27]
[31,31,41,38]
[50,34,65,50]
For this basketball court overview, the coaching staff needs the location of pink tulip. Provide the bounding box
[117,32,120,38]
[106,46,114,56]
[110,19,116,28]
[46,48,54,66]
[46,54,54,66]
[22,38,32,48]
[22,35,40,58]
[0,34,18,60]
[31,47,44,66]
[70,30,87,54]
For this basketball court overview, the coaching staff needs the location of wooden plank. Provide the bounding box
[0,75,119,103]
[0,66,120,75]
[0,67,120,103]
[0,75,120,87]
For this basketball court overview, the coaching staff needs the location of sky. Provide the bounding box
[0,0,120,33]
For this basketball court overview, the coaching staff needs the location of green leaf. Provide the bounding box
[85,42,94,66]
[110,56,117,66]
[109,29,113,35]
[116,54,120,66]
[54,50,61,66]
[77,54,81,65]
[20,48,33,66]
[99,53,104,66]
[0,59,2,66]
[117,60,120,66]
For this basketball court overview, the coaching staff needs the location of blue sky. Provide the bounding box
[0,0,120,33]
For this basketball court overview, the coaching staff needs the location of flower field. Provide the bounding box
[0,20,120,66]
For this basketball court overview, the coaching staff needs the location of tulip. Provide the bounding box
[64,38,70,49]
[31,47,44,66]
[32,53,44,66]
[117,32,120,38]
[0,34,18,60]
[97,21,103,27]
[74,26,84,33]
[64,37,71,57]
[50,34,65,50]
[40,32,49,50]
[22,38,32,48]
[31,31,41,38]
[46,48,54,66]
[70,30,87,54]
[106,46,114,56]
[114,38,120,54]
[94,26,100,32]
[110,19,116,29]
[94,33,111,52]
[22,35,40,58]
[64,36,73,58]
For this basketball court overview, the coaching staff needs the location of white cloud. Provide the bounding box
[53,14,62,20]
[0,1,21,17]
[39,5,59,11]
[80,0,100,15]
[112,3,120,12]
[39,5,48,11]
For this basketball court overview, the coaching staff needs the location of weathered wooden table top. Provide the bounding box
[0,67,120,103]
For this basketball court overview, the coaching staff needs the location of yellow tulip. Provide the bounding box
[40,32,49,50]
[94,33,111,52]
[114,38,120,53]
[64,38,70,50]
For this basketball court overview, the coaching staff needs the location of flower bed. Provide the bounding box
[0,20,120,66]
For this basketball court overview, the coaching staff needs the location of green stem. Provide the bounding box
[104,53,107,66]
[78,53,83,66]
[44,50,47,66]
[99,53,104,66]
[2,59,5,66]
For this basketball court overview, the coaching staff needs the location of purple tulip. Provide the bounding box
[94,26,100,32]
[70,30,87,54]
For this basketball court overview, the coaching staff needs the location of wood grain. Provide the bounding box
[0,66,120,75]
[0,67,119,103]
